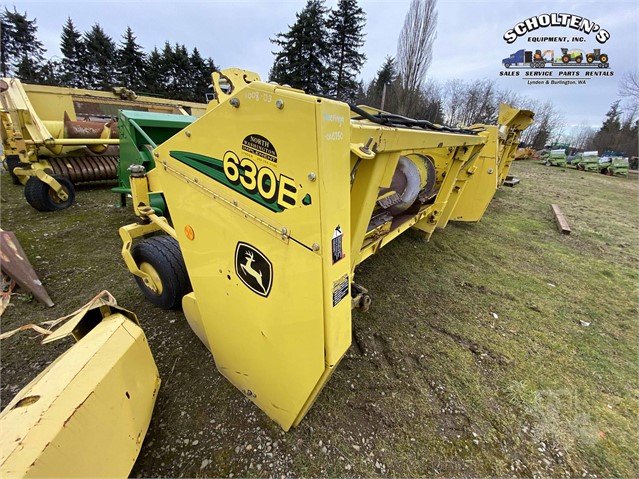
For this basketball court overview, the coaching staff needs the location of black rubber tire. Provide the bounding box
[24,175,75,211]
[131,235,192,309]
[562,55,570,63]
[4,155,23,185]
[600,54,608,63]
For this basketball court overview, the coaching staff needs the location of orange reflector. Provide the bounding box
[184,225,195,240]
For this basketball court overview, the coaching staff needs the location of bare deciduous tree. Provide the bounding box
[518,100,564,148]
[440,79,497,126]
[566,122,597,150]
[619,70,639,102]
[395,0,437,115]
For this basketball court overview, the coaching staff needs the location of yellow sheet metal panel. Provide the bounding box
[447,128,499,222]
[314,99,352,368]
[182,292,210,351]
[0,315,159,478]
[496,104,534,184]
[20,81,208,120]
[449,105,534,222]
[152,82,350,430]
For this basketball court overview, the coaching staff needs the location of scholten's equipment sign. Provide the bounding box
[499,11,614,85]
[503,13,610,44]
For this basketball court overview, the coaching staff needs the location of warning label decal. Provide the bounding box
[332,274,349,307]
[332,225,345,264]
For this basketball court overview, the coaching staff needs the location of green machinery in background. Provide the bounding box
[572,151,629,176]
[112,111,197,213]
[542,149,567,167]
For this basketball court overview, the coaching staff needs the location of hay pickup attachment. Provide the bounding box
[118,68,533,430]
[0,78,206,211]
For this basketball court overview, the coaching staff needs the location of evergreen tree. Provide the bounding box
[354,80,366,104]
[0,10,15,76]
[171,43,192,99]
[618,114,638,157]
[203,56,217,101]
[366,56,397,109]
[160,42,175,96]
[189,47,216,102]
[116,26,147,91]
[269,0,331,95]
[60,17,86,87]
[146,42,195,99]
[374,56,397,89]
[40,58,62,86]
[142,47,165,96]
[591,101,627,154]
[157,42,190,99]
[84,24,117,90]
[411,89,443,123]
[1,7,46,81]
[600,101,621,133]
[327,0,366,102]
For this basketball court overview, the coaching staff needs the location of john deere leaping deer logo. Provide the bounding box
[234,242,273,297]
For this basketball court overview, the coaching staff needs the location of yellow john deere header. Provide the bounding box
[118,68,534,430]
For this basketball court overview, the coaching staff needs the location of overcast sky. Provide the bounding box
[8,0,638,128]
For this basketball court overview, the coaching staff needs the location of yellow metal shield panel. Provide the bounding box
[0,314,160,478]
[152,83,352,430]
[448,127,499,222]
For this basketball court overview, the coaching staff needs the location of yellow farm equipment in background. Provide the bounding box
[514,146,537,160]
[117,68,533,430]
[0,78,206,211]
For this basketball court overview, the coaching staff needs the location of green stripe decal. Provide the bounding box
[169,150,284,213]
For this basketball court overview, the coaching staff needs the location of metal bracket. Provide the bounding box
[119,221,165,293]
[351,282,372,312]
[31,167,69,201]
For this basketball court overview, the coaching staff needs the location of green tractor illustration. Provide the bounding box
[557,47,584,64]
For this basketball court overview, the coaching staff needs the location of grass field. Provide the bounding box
[1,161,637,477]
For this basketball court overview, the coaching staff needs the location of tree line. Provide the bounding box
[1,1,635,156]
[269,0,367,102]
[537,71,638,157]
[0,7,216,102]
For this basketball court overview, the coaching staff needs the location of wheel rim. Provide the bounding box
[139,262,163,295]
[47,185,69,204]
